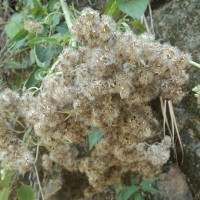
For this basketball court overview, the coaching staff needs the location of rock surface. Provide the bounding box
[153,0,200,197]
[153,164,193,200]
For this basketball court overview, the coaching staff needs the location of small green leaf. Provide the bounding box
[9,29,28,44]
[133,191,144,200]
[140,177,160,187]
[104,0,121,18]
[56,23,68,34]
[27,37,60,45]
[4,62,27,69]
[130,20,146,33]
[34,44,62,68]
[23,68,40,91]
[28,0,44,16]
[52,13,62,27]
[141,185,159,193]
[0,170,13,188]
[21,128,32,144]
[118,0,149,20]
[88,127,102,151]
[34,45,46,68]
[4,13,23,38]
[16,184,35,200]
[34,69,48,81]
[30,49,36,65]
[0,187,9,200]
[117,185,138,200]
[131,175,140,185]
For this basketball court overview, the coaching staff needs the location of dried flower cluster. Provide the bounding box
[24,21,44,34]
[0,7,191,198]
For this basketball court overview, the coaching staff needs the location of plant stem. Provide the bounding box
[34,165,45,200]
[60,0,73,31]
[188,60,200,68]
[34,144,45,200]
[50,60,60,71]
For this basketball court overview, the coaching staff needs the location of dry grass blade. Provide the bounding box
[142,15,151,34]
[160,97,172,136]
[168,101,184,165]
[160,97,184,163]
[148,3,155,34]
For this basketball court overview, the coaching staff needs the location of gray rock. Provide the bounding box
[153,0,200,197]
[153,164,193,200]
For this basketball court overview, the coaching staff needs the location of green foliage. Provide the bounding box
[4,13,24,38]
[104,0,148,34]
[88,127,103,151]
[104,0,121,18]
[105,0,149,19]
[0,162,35,200]
[118,0,149,20]
[0,188,9,200]
[114,176,159,200]
[3,0,76,91]
[0,163,12,200]
[16,184,35,200]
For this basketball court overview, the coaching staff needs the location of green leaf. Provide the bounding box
[118,0,149,20]
[117,185,138,200]
[0,187,9,200]
[34,69,48,81]
[4,13,23,38]
[114,183,124,193]
[16,184,35,200]
[140,177,160,187]
[88,127,102,151]
[5,57,29,69]
[28,0,44,15]
[133,191,144,200]
[130,20,146,33]
[131,175,140,185]
[104,0,121,18]
[34,45,46,68]
[52,13,62,27]
[56,23,68,34]
[34,44,62,68]
[21,128,32,144]
[9,29,28,44]
[48,0,60,12]
[27,37,60,45]
[140,185,159,193]
[23,69,40,91]
[13,38,28,50]
[30,48,36,65]
[0,170,13,188]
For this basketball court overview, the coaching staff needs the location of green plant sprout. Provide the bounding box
[114,176,159,200]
